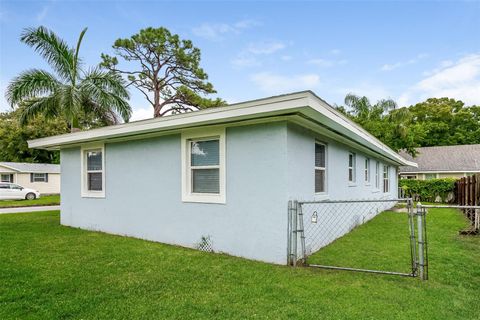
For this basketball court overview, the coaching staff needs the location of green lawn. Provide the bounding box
[0,194,60,208]
[307,211,415,273]
[0,209,479,319]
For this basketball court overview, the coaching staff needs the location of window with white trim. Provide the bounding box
[425,173,437,180]
[315,142,327,193]
[348,152,356,183]
[375,161,380,189]
[383,165,390,193]
[182,128,225,203]
[32,173,47,182]
[81,144,105,197]
[364,158,370,183]
[1,174,13,183]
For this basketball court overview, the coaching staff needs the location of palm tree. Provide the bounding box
[344,93,397,122]
[6,26,131,132]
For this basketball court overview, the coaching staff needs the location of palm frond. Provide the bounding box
[344,93,363,108]
[72,28,88,82]
[18,95,60,125]
[81,68,131,122]
[21,26,76,83]
[82,67,130,99]
[5,69,60,106]
[377,99,397,111]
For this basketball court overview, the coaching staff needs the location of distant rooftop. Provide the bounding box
[399,145,480,173]
[0,162,60,173]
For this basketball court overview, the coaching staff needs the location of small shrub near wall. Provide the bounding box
[399,178,456,203]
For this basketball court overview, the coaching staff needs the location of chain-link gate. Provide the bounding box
[288,198,429,280]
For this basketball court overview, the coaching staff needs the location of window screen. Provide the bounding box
[190,139,220,194]
[315,143,326,193]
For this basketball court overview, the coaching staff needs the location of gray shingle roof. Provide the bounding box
[0,162,60,173]
[399,144,480,173]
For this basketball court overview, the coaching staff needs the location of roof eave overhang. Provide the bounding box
[28,91,416,167]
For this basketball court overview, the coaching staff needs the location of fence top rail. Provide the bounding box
[298,198,412,204]
[420,204,480,209]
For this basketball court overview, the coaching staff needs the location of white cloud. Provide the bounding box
[36,6,49,22]
[330,49,341,55]
[231,41,286,68]
[308,58,347,68]
[231,54,260,68]
[246,41,285,55]
[130,107,153,122]
[192,19,259,41]
[399,53,480,106]
[381,53,429,71]
[251,72,320,94]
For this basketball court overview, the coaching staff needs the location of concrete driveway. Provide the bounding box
[0,205,60,214]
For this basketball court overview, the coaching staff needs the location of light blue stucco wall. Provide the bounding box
[286,123,398,202]
[61,122,289,264]
[60,121,400,264]
[286,123,399,256]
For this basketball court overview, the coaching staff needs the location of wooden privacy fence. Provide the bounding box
[454,174,480,234]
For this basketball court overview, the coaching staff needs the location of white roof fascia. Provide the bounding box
[28,91,416,167]
[0,164,20,172]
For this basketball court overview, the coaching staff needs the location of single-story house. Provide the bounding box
[0,162,61,194]
[29,91,416,264]
[399,145,480,180]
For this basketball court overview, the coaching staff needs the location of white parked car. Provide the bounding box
[0,183,41,200]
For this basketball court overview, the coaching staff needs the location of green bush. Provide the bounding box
[399,178,456,202]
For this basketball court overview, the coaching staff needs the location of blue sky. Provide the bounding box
[1,0,479,120]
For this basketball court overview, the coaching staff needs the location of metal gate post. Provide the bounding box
[416,202,425,280]
[422,206,429,280]
[292,200,298,267]
[407,199,418,276]
[298,202,306,265]
[287,200,292,266]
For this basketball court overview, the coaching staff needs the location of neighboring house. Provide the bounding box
[0,162,61,194]
[399,145,480,180]
[29,91,415,264]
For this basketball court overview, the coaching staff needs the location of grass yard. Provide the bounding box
[0,194,60,208]
[307,211,416,273]
[1,209,479,319]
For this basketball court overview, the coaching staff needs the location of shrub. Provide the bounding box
[399,178,456,202]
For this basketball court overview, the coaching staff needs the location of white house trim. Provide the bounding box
[181,127,226,204]
[28,91,416,167]
[80,143,106,198]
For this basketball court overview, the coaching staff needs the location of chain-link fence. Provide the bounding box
[288,198,429,279]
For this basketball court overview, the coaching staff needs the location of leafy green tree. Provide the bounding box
[340,94,421,155]
[408,98,480,146]
[0,109,68,163]
[101,27,225,117]
[6,26,132,132]
[339,94,480,156]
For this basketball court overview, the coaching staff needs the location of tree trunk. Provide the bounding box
[153,88,161,117]
[70,116,80,132]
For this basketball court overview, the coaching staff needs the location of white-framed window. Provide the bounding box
[348,152,356,183]
[364,158,370,183]
[425,173,437,180]
[1,174,13,183]
[315,142,327,193]
[81,143,105,198]
[375,161,380,189]
[32,173,48,182]
[181,128,225,204]
[383,165,390,193]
